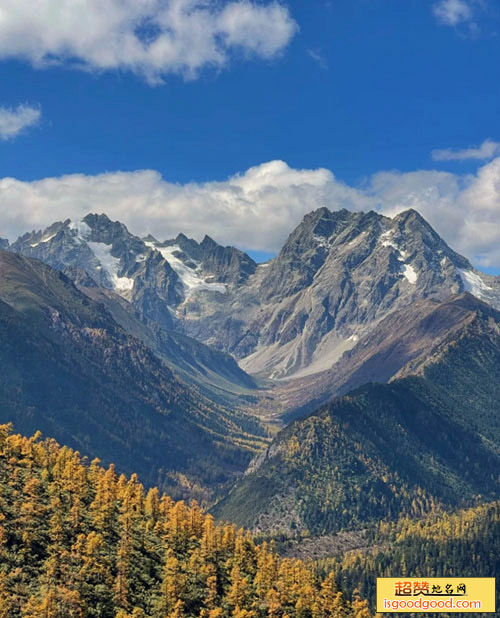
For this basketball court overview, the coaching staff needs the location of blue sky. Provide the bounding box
[0,0,500,270]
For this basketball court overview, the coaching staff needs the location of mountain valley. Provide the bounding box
[3,205,500,540]
[0,251,267,504]
[213,293,500,534]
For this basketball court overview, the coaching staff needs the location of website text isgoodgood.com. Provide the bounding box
[383,597,482,611]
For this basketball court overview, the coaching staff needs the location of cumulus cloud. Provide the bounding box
[2,159,500,268]
[0,0,297,83]
[0,162,343,252]
[433,0,474,26]
[0,104,41,140]
[432,139,500,161]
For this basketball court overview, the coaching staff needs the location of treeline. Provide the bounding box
[0,424,374,618]
[317,501,500,617]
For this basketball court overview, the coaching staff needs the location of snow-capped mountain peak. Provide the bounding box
[9,207,500,380]
[11,213,254,329]
[144,240,227,296]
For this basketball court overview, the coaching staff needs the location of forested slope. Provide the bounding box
[214,308,500,533]
[319,501,500,617]
[0,425,374,618]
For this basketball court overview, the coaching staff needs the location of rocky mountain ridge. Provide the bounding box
[232,207,500,378]
[11,214,262,406]
[10,208,500,386]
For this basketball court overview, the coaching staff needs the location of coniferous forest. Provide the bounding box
[0,424,374,618]
[317,501,500,617]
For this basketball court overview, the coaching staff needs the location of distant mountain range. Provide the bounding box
[3,206,500,530]
[11,213,256,332]
[10,209,500,386]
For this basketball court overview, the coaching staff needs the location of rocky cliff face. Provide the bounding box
[178,207,500,379]
[236,208,500,378]
[166,232,257,285]
[11,208,500,381]
[12,214,179,329]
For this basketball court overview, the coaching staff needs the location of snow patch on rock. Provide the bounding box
[380,229,397,250]
[313,234,332,249]
[403,264,418,284]
[459,269,492,300]
[87,241,134,292]
[380,229,408,262]
[69,220,91,243]
[146,242,227,296]
[30,232,57,248]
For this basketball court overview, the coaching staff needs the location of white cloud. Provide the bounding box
[0,162,346,252]
[2,158,500,268]
[0,0,297,83]
[306,49,328,69]
[0,104,41,140]
[432,139,500,161]
[433,0,474,26]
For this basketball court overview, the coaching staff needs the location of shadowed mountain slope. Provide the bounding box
[0,251,267,503]
[80,284,258,406]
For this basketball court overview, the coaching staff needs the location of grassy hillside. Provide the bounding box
[0,424,374,618]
